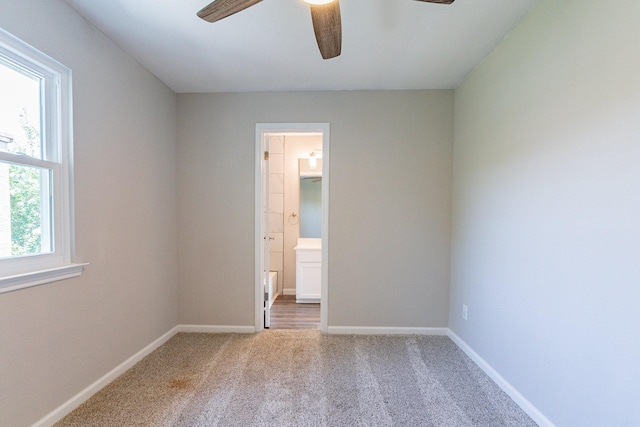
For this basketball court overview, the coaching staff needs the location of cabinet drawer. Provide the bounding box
[297,250,321,263]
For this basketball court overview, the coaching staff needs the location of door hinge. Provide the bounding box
[264,151,269,160]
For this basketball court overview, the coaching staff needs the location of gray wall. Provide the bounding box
[0,1,178,425]
[177,91,453,328]
[450,0,640,425]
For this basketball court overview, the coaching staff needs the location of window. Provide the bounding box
[0,28,85,293]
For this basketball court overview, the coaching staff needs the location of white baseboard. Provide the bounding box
[447,330,555,427]
[179,324,256,334]
[32,326,181,427]
[296,298,320,304]
[327,326,449,336]
[283,288,296,296]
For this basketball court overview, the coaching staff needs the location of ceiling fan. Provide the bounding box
[197,0,455,60]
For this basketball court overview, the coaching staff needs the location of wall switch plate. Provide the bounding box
[462,304,468,320]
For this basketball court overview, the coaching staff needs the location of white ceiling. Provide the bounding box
[64,0,538,93]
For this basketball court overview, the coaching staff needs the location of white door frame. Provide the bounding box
[255,123,330,333]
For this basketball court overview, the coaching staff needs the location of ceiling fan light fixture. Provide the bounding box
[197,0,453,60]
[309,152,317,170]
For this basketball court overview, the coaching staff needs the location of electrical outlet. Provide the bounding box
[462,304,468,320]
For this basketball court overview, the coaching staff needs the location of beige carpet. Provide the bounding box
[56,331,537,426]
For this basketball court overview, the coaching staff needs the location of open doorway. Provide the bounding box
[255,123,330,333]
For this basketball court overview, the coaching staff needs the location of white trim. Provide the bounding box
[254,127,264,332]
[178,325,255,334]
[447,330,556,427]
[0,27,76,282]
[0,263,87,294]
[283,288,296,296]
[32,326,181,427]
[296,298,320,304]
[319,128,329,334]
[0,151,59,169]
[255,123,330,334]
[328,326,450,336]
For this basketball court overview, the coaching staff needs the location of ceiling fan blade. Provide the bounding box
[310,1,342,60]
[197,0,262,23]
[413,0,455,4]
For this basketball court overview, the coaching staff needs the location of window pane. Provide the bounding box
[0,161,52,258]
[0,59,42,160]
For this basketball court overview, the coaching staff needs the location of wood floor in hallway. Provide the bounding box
[268,295,320,330]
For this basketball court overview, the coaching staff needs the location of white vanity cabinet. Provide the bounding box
[294,238,321,303]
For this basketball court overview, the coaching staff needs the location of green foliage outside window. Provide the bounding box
[9,109,42,256]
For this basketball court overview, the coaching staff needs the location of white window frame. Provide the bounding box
[0,28,86,293]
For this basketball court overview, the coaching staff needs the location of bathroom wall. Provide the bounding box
[283,135,322,295]
[268,135,285,293]
[266,134,322,295]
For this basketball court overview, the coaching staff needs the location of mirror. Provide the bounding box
[299,158,322,238]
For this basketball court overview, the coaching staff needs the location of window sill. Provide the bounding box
[0,263,88,294]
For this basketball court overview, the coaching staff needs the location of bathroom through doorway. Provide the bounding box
[255,123,330,333]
